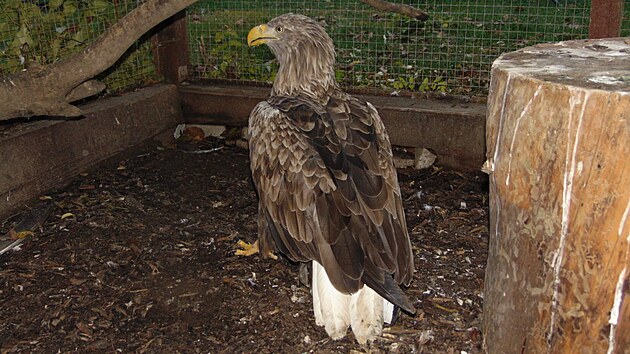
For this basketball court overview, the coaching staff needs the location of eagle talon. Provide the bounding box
[234,239,259,256]
[234,240,278,259]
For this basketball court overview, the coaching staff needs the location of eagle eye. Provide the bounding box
[276,26,284,32]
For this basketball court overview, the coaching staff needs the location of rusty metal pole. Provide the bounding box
[589,0,624,39]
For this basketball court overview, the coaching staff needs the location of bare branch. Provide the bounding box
[360,0,429,21]
[0,0,198,121]
[66,80,107,102]
[0,0,430,121]
[51,0,198,91]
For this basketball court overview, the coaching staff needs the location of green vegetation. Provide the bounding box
[0,0,628,96]
[187,0,622,95]
[0,0,158,93]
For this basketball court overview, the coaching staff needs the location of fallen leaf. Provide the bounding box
[76,322,93,336]
[433,303,458,313]
[9,229,34,239]
[69,278,86,285]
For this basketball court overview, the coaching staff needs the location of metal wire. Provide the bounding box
[0,0,158,93]
[0,1,623,98]
[188,0,596,96]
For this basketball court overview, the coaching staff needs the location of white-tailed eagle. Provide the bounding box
[240,13,415,344]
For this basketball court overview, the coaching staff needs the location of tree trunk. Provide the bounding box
[483,38,630,353]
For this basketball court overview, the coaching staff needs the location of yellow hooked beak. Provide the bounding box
[247,24,277,47]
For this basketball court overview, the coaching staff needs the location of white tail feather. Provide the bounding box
[383,297,395,324]
[312,260,351,339]
[312,261,324,327]
[350,285,384,344]
[312,260,393,344]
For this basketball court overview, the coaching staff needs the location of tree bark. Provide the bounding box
[0,0,197,121]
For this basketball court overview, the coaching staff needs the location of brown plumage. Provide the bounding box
[247,13,415,343]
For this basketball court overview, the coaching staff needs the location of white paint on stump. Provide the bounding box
[492,73,512,170]
[496,63,570,76]
[490,73,513,247]
[619,198,630,238]
[505,85,542,187]
[607,267,627,354]
[588,75,627,86]
[493,39,630,95]
[549,90,588,342]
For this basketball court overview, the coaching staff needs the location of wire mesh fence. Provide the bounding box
[0,0,159,93]
[188,0,626,97]
[0,1,627,98]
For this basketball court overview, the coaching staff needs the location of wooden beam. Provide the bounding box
[589,0,624,39]
[180,85,268,126]
[0,84,182,220]
[179,84,487,171]
[152,10,189,83]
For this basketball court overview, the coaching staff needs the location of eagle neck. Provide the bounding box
[270,40,338,104]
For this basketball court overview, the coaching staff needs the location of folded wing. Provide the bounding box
[249,92,415,313]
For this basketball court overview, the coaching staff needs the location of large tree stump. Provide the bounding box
[483,38,630,353]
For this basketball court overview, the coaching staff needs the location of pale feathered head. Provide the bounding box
[248,14,338,99]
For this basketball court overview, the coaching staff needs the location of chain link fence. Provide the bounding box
[0,0,158,93]
[188,0,628,96]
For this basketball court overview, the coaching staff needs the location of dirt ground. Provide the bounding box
[0,136,489,353]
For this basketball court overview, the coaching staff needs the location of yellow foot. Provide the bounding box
[235,239,260,256]
[234,239,278,260]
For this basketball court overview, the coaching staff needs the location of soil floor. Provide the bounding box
[0,137,489,353]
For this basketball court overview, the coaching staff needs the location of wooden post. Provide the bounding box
[152,10,189,83]
[589,0,624,39]
[483,38,630,353]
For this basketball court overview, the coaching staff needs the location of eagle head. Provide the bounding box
[247,13,337,99]
[248,14,331,49]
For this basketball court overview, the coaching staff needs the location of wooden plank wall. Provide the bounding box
[179,84,487,171]
[0,84,182,220]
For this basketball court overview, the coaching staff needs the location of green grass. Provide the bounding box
[188,0,627,96]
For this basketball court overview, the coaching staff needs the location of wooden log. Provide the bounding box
[483,38,630,353]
